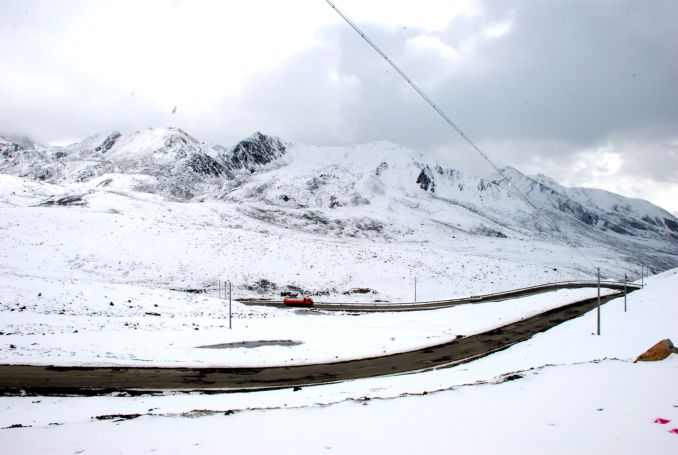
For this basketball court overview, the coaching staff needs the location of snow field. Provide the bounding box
[1,132,676,453]
[1,269,676,454]
[0,272,615,367]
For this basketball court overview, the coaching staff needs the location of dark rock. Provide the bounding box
[280,291,299,297]
[95,413,142,421]
[301,211,330,225]
[39,194,87,207]
[170,288,206,294]
[555,198,597,226]
[501,373,524,382]
[329,195,343,209]
[355,219,383,233]
[474,226,508,238]
[247,279,278,293]
[3,424,32,429]
[225,132,286,173]
[416,168,435,192]
[665,218,678,233]
[185,153,227,177]
[343,288,374,295]
[94,131,122,153]
[602,220,630,235]
[1,142,20,158]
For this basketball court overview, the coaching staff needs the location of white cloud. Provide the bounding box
[572,149,623,177]
[405,35,459,60]
[330,0,478,31]
[484,20,512,38]
[52,1,330,111]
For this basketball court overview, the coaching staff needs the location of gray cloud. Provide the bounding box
[231,0,678,211]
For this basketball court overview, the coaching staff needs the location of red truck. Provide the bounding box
[282,297,314,307]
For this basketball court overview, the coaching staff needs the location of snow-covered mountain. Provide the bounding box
[1,128,287,199]
[1,127,676,298]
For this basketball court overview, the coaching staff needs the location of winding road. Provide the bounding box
[0,283,634,396]
[243,280,637,311]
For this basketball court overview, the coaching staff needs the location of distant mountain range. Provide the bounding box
[2,127,677,274]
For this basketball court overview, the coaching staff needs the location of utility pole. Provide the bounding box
[641,265,644,288]
[228,281,232,329]
[624,274,626,313]
[597,267,601,336]
[414,276,417,302]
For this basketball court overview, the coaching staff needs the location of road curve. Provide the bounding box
[0,290,629,395]
[242,280,638,312]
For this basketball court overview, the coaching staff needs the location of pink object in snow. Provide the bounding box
[669,428,678,434]
[654,418,671,424]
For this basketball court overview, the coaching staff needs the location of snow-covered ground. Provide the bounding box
[0,165,641,369]
[1,130,677,453]
[0,277,616,367]
[2,269,677,454]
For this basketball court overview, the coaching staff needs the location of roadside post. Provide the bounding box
[414,276,417,303]
[624,274,627,313]
[227,281,232,329]
[597,268,601,335]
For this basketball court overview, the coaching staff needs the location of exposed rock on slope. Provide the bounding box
[223,131,286,173]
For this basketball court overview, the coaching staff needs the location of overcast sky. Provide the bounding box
[1,0,677,214]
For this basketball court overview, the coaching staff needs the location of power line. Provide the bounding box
[324,0,597,272]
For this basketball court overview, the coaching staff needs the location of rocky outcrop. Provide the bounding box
[94,132,121,153]
[416,168,435,192]
[224,132,286,173]
[635,338,678,362]
[184,153,227,177]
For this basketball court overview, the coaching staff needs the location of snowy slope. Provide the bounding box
[1,128,677,453]
[0,127,676,299]
[532,172,678,234]
[1,266,677,455]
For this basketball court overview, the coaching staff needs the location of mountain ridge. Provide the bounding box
[1,127,676,274]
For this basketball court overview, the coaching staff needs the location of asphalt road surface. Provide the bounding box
[0,290,628,395]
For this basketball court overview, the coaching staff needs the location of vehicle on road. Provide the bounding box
[283,297,314,307]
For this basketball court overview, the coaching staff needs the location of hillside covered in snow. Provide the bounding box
[1,127,677,302]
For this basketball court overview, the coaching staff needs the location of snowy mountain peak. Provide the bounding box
[103,127,204,162]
